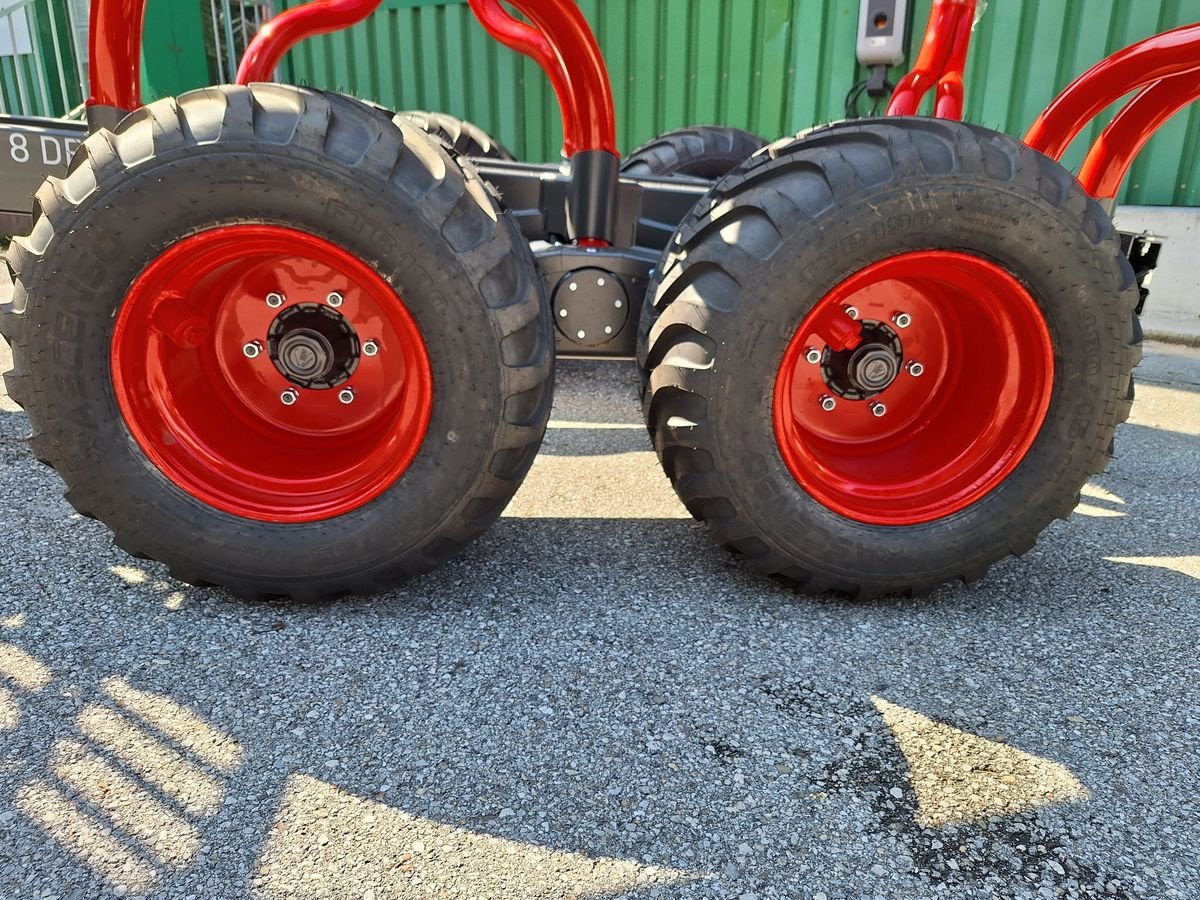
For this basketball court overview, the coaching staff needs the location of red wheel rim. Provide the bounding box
[111,225,433,523]
[773,251,1053,525]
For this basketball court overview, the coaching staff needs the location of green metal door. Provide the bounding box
[141,0,213,101]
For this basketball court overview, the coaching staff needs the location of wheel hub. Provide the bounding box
[848,343,900,392]
[822,321,903,400]
[278,332,331,378]
[268,303,359,389]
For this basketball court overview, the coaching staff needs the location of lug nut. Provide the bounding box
[362,340,379,357]
[558,308,568,318]
[338,387,355,405]
[576,330,587,340]
[805,347,822,365]
[266,292,285,308]
[242,341,262,359]
[326,291,344,307]
[893,312,912,328]
[597,277,606,287]
[907,361,924,377]
[845,306,860,320]
[819,394,837,412]
[870,402,887,417]
[569,282,578,292]
[280,389,299,406]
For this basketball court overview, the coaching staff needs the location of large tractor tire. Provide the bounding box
[642,118,1141,598]
[397,110,515,160]
[625,126,768,380]
[621,126,766,179]
[1,85,552,600]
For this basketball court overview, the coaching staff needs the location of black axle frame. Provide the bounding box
[473,156,710,357]
[0,113,1161,361]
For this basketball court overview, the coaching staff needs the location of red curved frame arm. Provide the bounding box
[236,0,383,85]
[1024,22,1200,201]
[89,0,617,159]
[886,0,976,120]
[1078,68,1200,201]
[465,0,616,157]
[1025,23,1200,160]
[892,4,1200,202]
[87,0,146,112]
[236,0,616,157]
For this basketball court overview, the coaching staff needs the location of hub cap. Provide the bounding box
[111,225,433,523]
[269,304,359,389]
[774,251,1054,525]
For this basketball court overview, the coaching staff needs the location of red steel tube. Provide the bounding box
[236,0,616,156]
[467,0,616,156]
[887,0,976,119]
[1078,69,1200,201]
[237,0,383,84]
[87,0,146,111]
[930,3,974,120]
[1025,22,1200,160]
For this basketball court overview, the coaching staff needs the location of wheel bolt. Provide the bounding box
[337,387,355,405]
[870,402,887,417]
[907,360,924,377]
[805,347,822,365]
[242,341,262,359]
[280,389,299,406]
[326,291,344,308]
[362,340,379,357]
[266,292,285,308]
[819,394,837,412]
[844,306,860,320]
[893,312,912,328]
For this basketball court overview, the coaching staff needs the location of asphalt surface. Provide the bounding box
[0,265,1198,898]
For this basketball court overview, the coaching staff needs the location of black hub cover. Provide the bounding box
[821,321,903,400]
[849,344,900,391]
[552,267,629,348]
[268,303,359,389]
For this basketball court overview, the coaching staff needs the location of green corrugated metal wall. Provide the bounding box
[280,0,1200,206]
[280,0,864,162]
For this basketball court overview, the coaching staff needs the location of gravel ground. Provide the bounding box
[0,263,1197,899]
